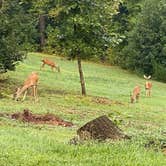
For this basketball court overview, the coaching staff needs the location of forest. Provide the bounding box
[1,0,166,82]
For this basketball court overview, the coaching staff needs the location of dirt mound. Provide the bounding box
[77,115,129,141]
[0,109,73,127]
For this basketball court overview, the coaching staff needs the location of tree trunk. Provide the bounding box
[39,14,45,51]
[77,57,86,96]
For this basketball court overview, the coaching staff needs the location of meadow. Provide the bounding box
[0,53,165,166]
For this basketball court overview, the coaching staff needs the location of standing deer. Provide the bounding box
[130,86,141,103]
[13,72,39,102]
[40,58,60,72]
[144,75,152,97]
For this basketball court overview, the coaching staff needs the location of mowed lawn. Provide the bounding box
[0,52,165,166]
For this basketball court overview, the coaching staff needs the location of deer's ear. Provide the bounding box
[144,75,151,80]
[144,75,147,79]
[148,75,151,79]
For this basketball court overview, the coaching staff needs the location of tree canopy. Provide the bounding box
[120,0,166,81]
[0,0,37,72]
[1,0,166,82]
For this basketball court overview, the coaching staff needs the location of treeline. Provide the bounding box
[111,0,166,81]
[1,0,166,82]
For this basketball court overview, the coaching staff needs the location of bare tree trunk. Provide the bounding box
[39,14,45,51]
[77,57,86,96]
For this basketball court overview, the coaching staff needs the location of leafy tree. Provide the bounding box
[120,0,166,81]
[0,1,23,72]
[48,0,121,95]
[0,0,38,73]
[28,0,57,50]
[110,0,143,64]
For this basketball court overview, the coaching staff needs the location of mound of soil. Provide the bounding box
[0,109,73,127]
[77,115,129,141]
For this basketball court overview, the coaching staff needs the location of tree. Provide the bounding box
[0,0,38,73]
[28,0,57,51]
[0,1,23,72]
[110,0,143,65]
[120,0,166,81]
[48,0,121,95]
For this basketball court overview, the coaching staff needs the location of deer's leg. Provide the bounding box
[33,85,36,98]
[136,94,139,103]
[145,89,148,97]
[15,85,29,101]
[22,90,28,101]
[29,88,33,97]
[148,90,151,97]
[40,63,45,70]
[56,66,60,72]
[33,85,38,102]
[51,66,55,72]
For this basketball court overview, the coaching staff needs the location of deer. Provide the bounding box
[13,72,39,102]
[144,75,152,97]
[130,86,141,103]
[40,58,60,72]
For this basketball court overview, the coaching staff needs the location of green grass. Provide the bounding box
[0,52,165,166]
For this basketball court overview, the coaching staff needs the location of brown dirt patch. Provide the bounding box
[0,109,73,127]
[92,97,124,106]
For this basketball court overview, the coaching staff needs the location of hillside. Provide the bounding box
[0,53,165,166]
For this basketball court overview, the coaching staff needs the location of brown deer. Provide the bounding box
[40,58,60,72]
[130,86,141,103]
[13,72,39,102]
[144,75,152,97]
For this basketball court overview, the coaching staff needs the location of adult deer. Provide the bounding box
[40,58,60,72]
[13,72,39,102]
[130,86,141,103]
[144,75,152,97]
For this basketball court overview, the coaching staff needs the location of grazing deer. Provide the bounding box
[130,86,141,103]
[13,72,39,102]
[40,58,60,72]
[144,75,152,97]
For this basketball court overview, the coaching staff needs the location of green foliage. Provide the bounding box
[45,0,121,59]
[0,3,22,72]
[118,0,166,81]
[0,0,38,72]
[109,0,143,65]
[153,62,166,82]
[5,0,39,51]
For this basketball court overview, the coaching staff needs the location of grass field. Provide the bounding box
[0,52,165,166]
